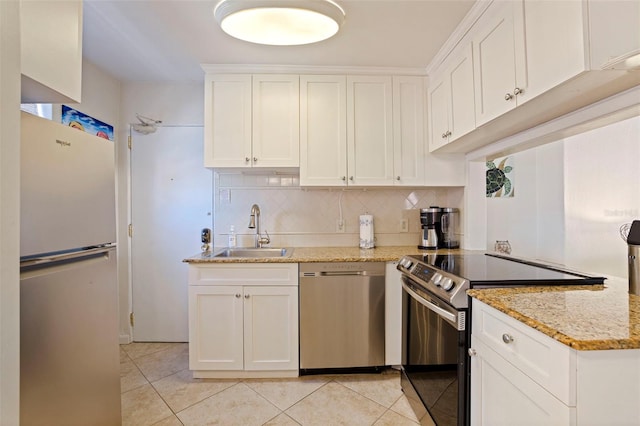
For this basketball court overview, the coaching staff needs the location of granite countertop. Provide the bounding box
[184,246,471,263]
[468,278,640,351]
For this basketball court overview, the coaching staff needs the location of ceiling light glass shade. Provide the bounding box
[214,0,345,46]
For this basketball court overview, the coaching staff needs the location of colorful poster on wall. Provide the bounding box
[486,156,515,198]
[61,105,114,141]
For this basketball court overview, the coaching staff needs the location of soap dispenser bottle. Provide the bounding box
[228,225,236,248]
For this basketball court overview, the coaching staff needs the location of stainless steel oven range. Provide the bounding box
[397,253,605,426]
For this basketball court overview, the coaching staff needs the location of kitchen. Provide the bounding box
[2,0,640,425]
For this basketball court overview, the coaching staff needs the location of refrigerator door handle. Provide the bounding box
[20,244,116,269]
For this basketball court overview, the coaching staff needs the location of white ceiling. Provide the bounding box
[82,0,475,82]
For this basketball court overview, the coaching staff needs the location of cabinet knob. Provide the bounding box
[244,294,250,299]
[396,176,401,181]
[349,176,354,181]
[341,176,346,181]
[445,130,452,137]
[502,333,514,344]
[504,93,514,101]
[442,132,448,139]
[235,294,241,298]
[468,348,477,357]
[253,157,258,163]
[245,157,250,163]
[514,87,524,96]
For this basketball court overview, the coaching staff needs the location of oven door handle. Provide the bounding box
[402,281,463,330]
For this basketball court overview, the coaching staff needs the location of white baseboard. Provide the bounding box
[119,334,132,345]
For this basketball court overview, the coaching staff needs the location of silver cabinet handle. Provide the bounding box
[253,157,258,163]
[468,348,477,356]
[245,157,250,163]
[349,176,354,181]
[244,294,250,299]
[442,132,448,139]
[514,87,524,96]
[505,93,514,101]
[235,294,241,298]
[341,176,346,181]
[502,333,514,344]
[396,176,401,181]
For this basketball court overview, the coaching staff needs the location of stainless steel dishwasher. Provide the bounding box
[299,262,385,371]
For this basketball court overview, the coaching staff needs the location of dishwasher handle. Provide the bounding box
[301,270,384,277]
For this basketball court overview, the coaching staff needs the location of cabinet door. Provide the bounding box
[204,74,252,168]
[300,75,347,186]
[472,1,521,126]
[347,76,394,186]
[521,0,586,103]
[252,75,300,168]
[188,286,244,370]
[243,286,299,371]
[392,76,425,186]
[448,44,476,141]
[20,0,83,103]
[427,76,451,151]
[470,337,575,426]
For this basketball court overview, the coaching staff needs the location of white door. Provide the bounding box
[131,126,212,342]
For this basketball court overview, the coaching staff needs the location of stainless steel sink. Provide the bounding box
[209,247,293,258]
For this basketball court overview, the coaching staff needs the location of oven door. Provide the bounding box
[401,276,469,426]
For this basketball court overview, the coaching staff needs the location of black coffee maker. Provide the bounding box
[419,207,442,249]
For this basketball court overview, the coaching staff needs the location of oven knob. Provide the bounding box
[441,277,455,291]
[404,259,413,269]
[431,273,443,285]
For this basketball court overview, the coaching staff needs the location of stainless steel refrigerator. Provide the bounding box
[19,111,121,425]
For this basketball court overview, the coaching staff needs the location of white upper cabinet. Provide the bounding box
[20,0,83,103]
[204,74,299,168]
[472,0,526,126]
[299,75,347,186]
[301,74,433,187]
[392,76,425,186]
[430,0,640,154]
[522,0,586,101]
[347,76,395,186]
[204,74,252,168]
[252,75,300,168]
[428,43,476,151]
[588,0,640,69]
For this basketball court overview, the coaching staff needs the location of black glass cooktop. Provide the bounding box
[407,253,606,286]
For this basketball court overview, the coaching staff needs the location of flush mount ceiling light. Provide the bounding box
[214,0,345,46]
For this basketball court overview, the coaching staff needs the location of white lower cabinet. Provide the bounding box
[471,299,640,425]
[188,263,299,378]
[470,337,574,425]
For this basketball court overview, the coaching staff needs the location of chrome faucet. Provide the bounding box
[248,204,270,248]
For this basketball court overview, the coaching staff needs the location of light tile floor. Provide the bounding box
[120,342,422,426]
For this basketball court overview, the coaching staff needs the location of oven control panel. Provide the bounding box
[397,255,470,308]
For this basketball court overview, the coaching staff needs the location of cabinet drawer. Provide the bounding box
[188,263,298,286]
[471,337,575,426]
[472,299,576,405]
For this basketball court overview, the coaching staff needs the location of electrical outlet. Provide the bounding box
[336,219,346,233]
[400,219,409,233]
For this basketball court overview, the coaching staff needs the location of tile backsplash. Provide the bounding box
[213,172,464,248]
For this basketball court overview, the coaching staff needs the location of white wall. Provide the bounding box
[0,1,22,422]
[214,172,465,248]
[563,116,640,277]
[484,115,639,278]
